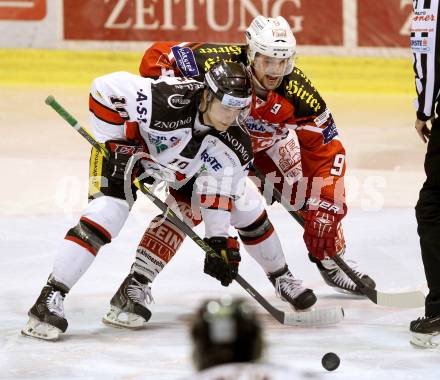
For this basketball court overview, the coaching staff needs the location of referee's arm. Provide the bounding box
[411,0,440,142]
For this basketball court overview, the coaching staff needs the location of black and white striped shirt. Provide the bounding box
[411,0,440,121]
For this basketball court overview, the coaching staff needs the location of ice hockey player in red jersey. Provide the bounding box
[22,61,317,340]
[129,15,376,300]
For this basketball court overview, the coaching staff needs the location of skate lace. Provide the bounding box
[127,279,154,305]
[46,291,65,318]
[274,271,305,299]
[327,259,363,290]
[415,315,440,323]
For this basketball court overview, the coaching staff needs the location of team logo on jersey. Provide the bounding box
[172,46,200,77]
[167,94,191,109]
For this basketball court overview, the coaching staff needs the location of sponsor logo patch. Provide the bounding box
[413,11,436,22]
[411,38,430,53]
[153,117,193,130]
[220,131,251,162]
[172,46,200,77]
[314,108,331,127]
[200,149,223,171]
[322,117,339,144]
[167,94,191,109]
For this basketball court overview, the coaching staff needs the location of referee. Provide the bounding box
[410,0,440,348]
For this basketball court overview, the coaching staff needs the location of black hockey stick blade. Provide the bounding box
[252,165,425,309]
[332,255,425,308]
[235,275,344,326]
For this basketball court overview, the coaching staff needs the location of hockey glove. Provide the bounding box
[302,198,346,260]
[105,140,143,183]
[203,237,241,286]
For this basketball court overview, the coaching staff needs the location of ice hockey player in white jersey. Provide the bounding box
[22,61,316,341]
[185,297,305,380]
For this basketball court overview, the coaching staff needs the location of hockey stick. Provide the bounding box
[252,165,425,308]
[45,95,344,326]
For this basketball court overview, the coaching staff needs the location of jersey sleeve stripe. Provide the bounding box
[89,94,125,125]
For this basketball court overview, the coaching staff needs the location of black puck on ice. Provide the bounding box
[321,352,340,371]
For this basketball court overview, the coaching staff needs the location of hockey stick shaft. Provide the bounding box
[45,95,293,324]
[45,96,109,159]
[253,165,425,308]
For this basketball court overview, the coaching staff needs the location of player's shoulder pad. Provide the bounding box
[92,71,143,90]
[172,42,247,80]
[215,125,253,166]
[278,66,326,116]
[149,77,204,131]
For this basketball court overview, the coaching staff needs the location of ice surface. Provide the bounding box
[1,88,435,379]
[1,207,437,380]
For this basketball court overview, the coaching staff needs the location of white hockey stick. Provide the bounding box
[45,95,344,327]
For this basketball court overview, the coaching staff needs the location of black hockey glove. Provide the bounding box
[203,237,241,287]
[105,140,143,183]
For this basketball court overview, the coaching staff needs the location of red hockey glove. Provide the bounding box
[204,237,241,287]
[302,198,346,260]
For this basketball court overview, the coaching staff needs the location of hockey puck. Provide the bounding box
[321,352,340,371]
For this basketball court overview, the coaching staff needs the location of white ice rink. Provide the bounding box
[1,89,437,379]
[1,205,438,380]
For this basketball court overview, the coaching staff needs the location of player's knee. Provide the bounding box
[237,210,274,245]
[65,217,112,255]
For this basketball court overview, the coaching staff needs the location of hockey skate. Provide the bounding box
[21,285,68,341]
[312,254,376,296]
[103,273,153,329]
[268,265,317,311]
[410,315,440,348]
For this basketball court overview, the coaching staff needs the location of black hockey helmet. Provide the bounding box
[204,61,253,113]
[190,297,263,370]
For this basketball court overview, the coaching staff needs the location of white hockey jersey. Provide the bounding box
[89,72,254,237]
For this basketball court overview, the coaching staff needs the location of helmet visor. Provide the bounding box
[207,97,252,130]
[253,54,290,77]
